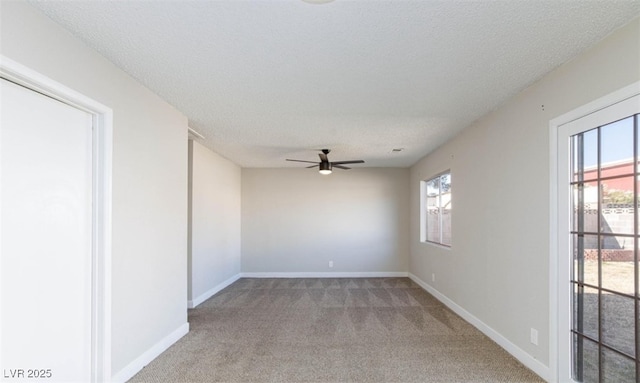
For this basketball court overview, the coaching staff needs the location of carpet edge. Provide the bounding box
[189,273,242,308]
[408,273,550,382]
[111,322,189,383]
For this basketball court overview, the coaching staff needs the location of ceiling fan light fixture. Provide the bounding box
[286,149,363,174]
[319,162,332,175]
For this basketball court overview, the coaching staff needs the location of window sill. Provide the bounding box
[421,240,451,250]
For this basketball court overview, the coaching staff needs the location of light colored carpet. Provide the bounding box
[129,278,544,382]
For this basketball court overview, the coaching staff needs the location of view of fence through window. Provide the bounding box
[425,172,451,246]
[571,114,639,382]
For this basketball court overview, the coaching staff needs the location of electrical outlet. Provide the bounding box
[431,273,435,282]
[329,261,333,268]
[530,328,538,346]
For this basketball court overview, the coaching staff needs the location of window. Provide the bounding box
[421,172,451,246]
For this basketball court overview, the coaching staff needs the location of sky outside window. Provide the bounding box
[582,116,634,167]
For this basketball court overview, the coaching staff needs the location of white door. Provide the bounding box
[1,78,93,382]
[557,90,640,382]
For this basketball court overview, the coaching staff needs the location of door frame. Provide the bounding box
[549,81,640,383]
[0,55,113,382]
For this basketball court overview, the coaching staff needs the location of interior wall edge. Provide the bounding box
[409,273,550,381]
[110,322,189,383]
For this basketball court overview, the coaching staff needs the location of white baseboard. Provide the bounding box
[111,322,189,383]
[188,273,241,308]
[408,273,550,382]
[240,271,408,278]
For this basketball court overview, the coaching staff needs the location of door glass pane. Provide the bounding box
[572,135,580,182]
[600,117,634,172]
[637,114,640,168]
[601,240,634,295]
[573,235,599,286]
[602,347,636,382]
[636,178,640,236]
[574,334,600,383]
[602,294,635,356]
[573,181,599,233]
[601,176,634,235]
[573,129,599,182]
[573,284,599,340]
[601,235,633,256]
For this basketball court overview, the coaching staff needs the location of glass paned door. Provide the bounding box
[570,114,639,382]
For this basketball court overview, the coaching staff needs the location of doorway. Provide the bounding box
[0,58,112,382]
[553,84,640,382]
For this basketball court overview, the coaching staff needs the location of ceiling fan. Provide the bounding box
[286,149,365,175]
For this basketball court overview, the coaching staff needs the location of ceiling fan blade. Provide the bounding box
[331,160,365,165]
[306,165,319,168]
[286,159,319,164]
[333,165,351,170]
[319,152,329,162]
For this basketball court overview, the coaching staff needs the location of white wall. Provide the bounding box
[1,2,189,379]
[189,140,241,306]
[409,16,640,375]
[242,168,409,274]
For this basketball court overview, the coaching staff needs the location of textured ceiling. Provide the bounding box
[29,0,640,168]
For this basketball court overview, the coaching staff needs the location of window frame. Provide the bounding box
[568,114,639,383]
[551,82,640,383]
[420,170,451,247]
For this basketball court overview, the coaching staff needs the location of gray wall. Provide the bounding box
[189,140,241,305]
[242,168,409,274]
[409,17,640,369]
[1,2,189,377]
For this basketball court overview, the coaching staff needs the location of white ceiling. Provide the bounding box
[29,0,640,168]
